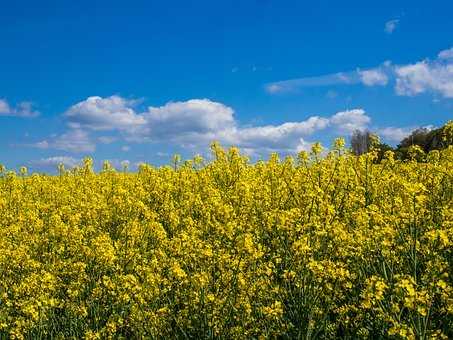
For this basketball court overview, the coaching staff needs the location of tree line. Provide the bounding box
[350,120,453,161]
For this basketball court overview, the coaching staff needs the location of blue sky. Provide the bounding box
[1,0,452,172]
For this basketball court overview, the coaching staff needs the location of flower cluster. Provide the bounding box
[0,141,452,339]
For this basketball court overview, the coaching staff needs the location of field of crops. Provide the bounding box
[0,141,452,339]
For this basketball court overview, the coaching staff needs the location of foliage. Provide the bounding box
[350,130,380,156]
[396,121,453,160]
[373,143,394,163]
[0,141,452,339]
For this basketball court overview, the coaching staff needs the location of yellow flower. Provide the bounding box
[0,142,451,338]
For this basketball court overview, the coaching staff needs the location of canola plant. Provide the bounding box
[0,140,452,339]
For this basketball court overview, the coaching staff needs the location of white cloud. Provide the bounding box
[384,19,399,34]
[32,93,399,158]
[33,129,95,153]
[395,60,453,98]
[0,99,10,113]
[65,95,145,131]
[98,136,117,144]
[265,66,391,93]
[438,47,453,60]
[329,109,371,133]
[139,99,331,154]
[31,156,81,171]
[27,92,423,159]
[63,97,237,146]
[137,104,369,155]
[0,99,40,118]
[266,47,453,99]
[56,96,371,155]
[156,152,169,157]
[265,72,357,94]
[295,138,315,152]
[142,99,235,140]
[19,49,453,163]
[358,68,388,86]
[266,84,284,94]
[227,116,329,154]
[377,127,411,142]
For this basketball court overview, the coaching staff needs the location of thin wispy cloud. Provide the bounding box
[438,47,453,60]
[30,156,81,171]
[384,19,399,34]
[97,136,117,144]
[265,65,390,94]
[265,47,453,99]
[266,72,358,94]
[358,68,389,86]
[32,129,96,153]
[325,90,338,99]
[0,99,40,118]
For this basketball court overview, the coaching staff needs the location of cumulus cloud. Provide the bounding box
[137,101,335,154]
[384,19,399,34]
[395,58,453,98]
[33,129,95,153]
[28,90,428,160]
[329,109,371,133]
[295,138,315,152]
[0,99,40,118]
[227,116,329,154]
[139,102,370,154]
[377,126,412,142]
[35,94,375,156]
[142,99,236,140]
[62,97,237,143]
[65,96,145,131]
[34,93,417,158]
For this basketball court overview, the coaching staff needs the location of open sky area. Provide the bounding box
[1,0,452,172]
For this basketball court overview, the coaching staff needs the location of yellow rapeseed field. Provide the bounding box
[0,140,452,339]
